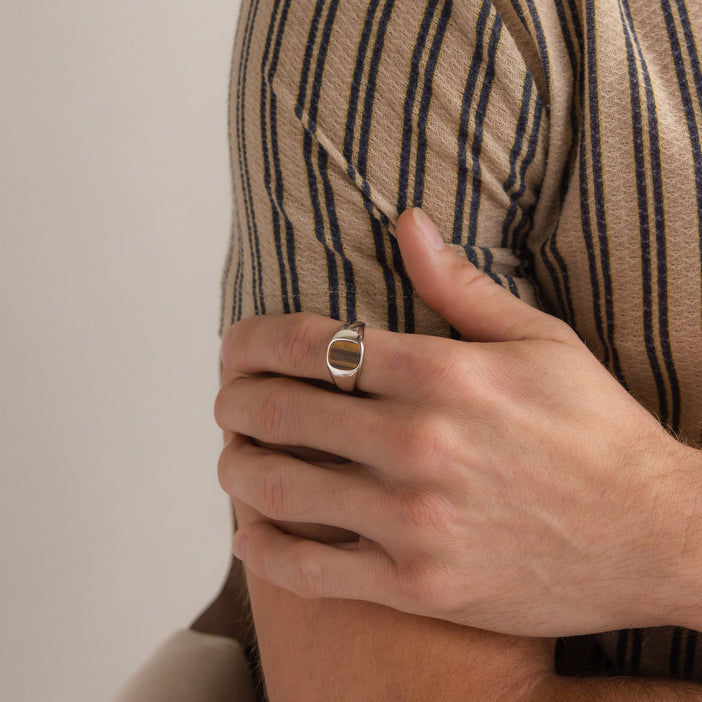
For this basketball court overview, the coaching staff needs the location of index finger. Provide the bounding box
[221,312,404,394]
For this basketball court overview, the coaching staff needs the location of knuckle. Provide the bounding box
[290,547,323,599]
[399,490,453,537]
[432,349,474,391]
[545,315,579,345]
[257,456,289,518]
[455,267,495,302]
[400,414,453,474]
[281,315,317,369]
[396,559,438,604]
[256,378,294,441]
[396,559,456,615]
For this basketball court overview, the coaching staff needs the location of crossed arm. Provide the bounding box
[212,211,702,701]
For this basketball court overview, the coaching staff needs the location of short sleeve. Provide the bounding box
[112,630,256,702]
[220,0,549,338]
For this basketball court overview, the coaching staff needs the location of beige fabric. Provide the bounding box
[220,0,702,681]
[112,630,256,702]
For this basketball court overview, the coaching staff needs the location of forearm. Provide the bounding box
[246,569,702,702]
[663,443,702,633]
[245,570,553,702]
[538,676,702,700]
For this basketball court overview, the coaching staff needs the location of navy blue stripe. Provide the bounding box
[615,629,629,672]
[235,0,264,317]
[539,0,582,324]
[452,0,492,245]
[412,0,453,207]
[524,0,551,94]
[555,0,579,77]
[389,230,415,332]
[343,0,380,168]
[468,15,504,247]
[233,0,254,322]
[655,0,695,432]
[268,0,301,312]
[631,2,680,420]
[504,87,545,293]
[319,146,356,320]
[685,630,698,676]
[397,2,437,214]
[674,0,702,341]
[508,0,529,31]
[674,0,702,113]
[565,0,583,49]
[308,2,339,128]
[510,93,544,236]
[353,0,400,329]
[671,627,684,677]
[303,132,340,319]
[231,211,245,324]
[500,74,533,248]
[357,0,396,183]
[295,0,325,122]
[367,205,399,331]
[577,74,607,363]
[313,1,356,321]
[663,0,702,431]
[339,2,380,319]
[630,628,642,675]
[260,0,291,314]
[220,33,239,330]
[546,236,575,323]
[397,1,446,332]
[298,1,339,318]
[618,0,669,423]
[232,2,256,323]
[583,1,625,381]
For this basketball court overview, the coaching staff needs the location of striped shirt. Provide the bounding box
[221,0,702,681]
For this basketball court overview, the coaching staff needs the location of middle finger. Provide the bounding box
[215,374,403,471]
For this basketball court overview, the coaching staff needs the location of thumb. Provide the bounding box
[395,208,571,343]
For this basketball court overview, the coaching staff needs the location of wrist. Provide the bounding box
[648,440,702,630]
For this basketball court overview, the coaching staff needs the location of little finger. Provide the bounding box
[233,522,401,605]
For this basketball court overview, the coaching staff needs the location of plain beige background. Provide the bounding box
[1,1,242,700]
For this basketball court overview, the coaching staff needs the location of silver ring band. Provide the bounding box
[326,321,365,392]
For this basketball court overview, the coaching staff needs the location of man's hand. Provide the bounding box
[216,208,702,638]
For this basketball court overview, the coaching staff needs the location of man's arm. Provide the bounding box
[540,677,702,700]
[243,561,702,701]
[223,367,702,702]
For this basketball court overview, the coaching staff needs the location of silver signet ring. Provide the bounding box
[326,321,365,392]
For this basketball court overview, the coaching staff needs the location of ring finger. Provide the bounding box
[215,374,405,472]
[221,312,435,397]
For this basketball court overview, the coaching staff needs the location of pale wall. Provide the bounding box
[1,2,242,699]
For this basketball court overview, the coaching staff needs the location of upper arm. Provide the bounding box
[221,0,548,339]
[223,1,553,699]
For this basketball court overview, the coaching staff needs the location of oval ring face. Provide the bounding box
[327,339,362,372]
[326,321,365,392]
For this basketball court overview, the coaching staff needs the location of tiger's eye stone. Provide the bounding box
[327,339,361,371]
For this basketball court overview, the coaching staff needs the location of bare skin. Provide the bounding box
[218,210,702,636]
[213,210,702,699]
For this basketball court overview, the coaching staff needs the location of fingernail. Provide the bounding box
[232,531,248,561]
[412,207,444,250]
